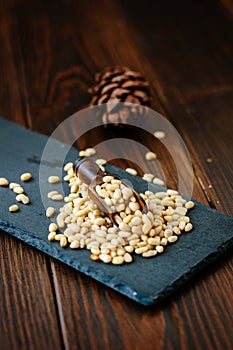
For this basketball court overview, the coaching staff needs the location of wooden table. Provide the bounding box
[0,0,232,349]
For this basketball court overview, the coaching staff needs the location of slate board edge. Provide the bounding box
[0,219,154,305]
[1,218,233,306]
[152,236,233,305]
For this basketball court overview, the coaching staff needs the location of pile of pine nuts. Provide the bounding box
[47,161,195,265]
[0,173,32,212]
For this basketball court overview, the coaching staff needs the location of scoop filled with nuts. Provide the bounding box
[73,157,146,225]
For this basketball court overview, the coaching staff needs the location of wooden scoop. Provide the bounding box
[73,157,146,225]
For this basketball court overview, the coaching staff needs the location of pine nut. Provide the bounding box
[46,207,55,218]
[142,173,154,182]
[154,131,165,139]
[0,177,9,186]
[145,152,157,160]
[60,236,67,247]
[79,150,87,157]
[185,201,195,209]
[64,162,73,171]
[13,186,24,194]
[124,253,133,263]
[99,254,112,263]
[48,232,56,241]
[85,147,96,156]
[96,158,107,166]
[125,168,138,176]
[179,221,186,230]
[185,223,193,232]
[112,256,124,265]
[142,250,157,258]
[47,190,58,198]
[51,194,64,201]
[155,192,167,199]
[90,254,99,261]
[148,237,160,245]
[20,173,32,182]
[16,194,30,204]
[103,175,114,183]
[9,204,19,212]
[48,176,60,184]
[161,238,168,245]
[173,227,181,235]
[49,223,58,232]
[168,235,178,243]
[70,241,80,249]
[135,246,148,254]
[9,182,20,189]
[142,223,152,234]
[122,187,133,200]
[129,202,140,212]
[156,245,164,253]
[153,177,164,186]
[175,207,187,216]
[54,234,65,241]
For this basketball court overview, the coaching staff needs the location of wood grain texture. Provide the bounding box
[0,233,64,350]
[0,2,63,348]
[0,0,232,349]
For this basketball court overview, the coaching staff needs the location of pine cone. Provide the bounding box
[89,66,151,126]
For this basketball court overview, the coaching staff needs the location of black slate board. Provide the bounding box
[0,117,232,305]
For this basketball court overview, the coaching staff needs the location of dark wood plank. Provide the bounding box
[0,1,64,349]
[117,0,233,213]
[0,0,232,349]
[0,233,64,350]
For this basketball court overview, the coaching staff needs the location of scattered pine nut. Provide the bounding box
[79,150,86,157]
[46,207,55,218]
[185,201,195,209]
[145,151,157,160]
[13,186,24,194]
[79,148,96,157]
[153,177,165,186]
[0,177,9,186]
[125,168,138,176]
[96,158,107,166]
[48,176,60,184]
[51,194,64,201]
[154,131,165,139]
[85,148,96,156]
[142,173,154,182]
[9,204,19,212]
[16,194,30,204]
[47,190,59,198]
[20,173,32,182]
[9,182,21,189]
